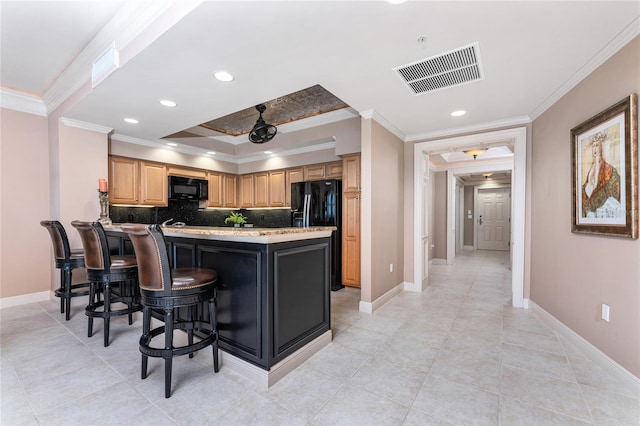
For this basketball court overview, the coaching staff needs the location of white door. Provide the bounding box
[477,187,511,251]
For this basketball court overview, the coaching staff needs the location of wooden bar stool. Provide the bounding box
[40,220,91,321]
[71,221,141,347]
[121,223,219,398]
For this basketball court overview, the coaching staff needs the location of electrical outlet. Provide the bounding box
[601,304,610,322]
[389,264,393,273]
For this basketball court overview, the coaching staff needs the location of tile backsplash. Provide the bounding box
[110,200,292,228]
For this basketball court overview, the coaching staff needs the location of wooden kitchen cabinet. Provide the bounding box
[109,156,167,206]
[341,153,361,287]
[207,171,224,207]
[269,170,286,207]
[139,161,168,206]
[304,164,326,181]
[109,156,139,204]
[254,172,269,207]
[325,161,343,178]
[223,174,237,207]
[239,174,255,207]
[285,167,304,207]
[342,154,361,192]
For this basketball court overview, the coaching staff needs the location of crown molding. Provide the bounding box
[236,139,336,164]
[529,16,640,120]
[359,109,407,141]
[59,117,113,134]
[278,108,359,133]
[0,88,47,116]
[406,115,531,142]
[111,133,337,165]
[43,0,201,114]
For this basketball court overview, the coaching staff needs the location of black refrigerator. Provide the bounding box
[291,179,343,291]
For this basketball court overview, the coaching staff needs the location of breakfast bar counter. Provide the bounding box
[104,225,333,382]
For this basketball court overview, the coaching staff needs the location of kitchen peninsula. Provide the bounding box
[105,225,334,387]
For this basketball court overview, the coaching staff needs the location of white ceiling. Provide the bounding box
[2,1,639,162]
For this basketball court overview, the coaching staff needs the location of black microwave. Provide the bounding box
[168,176,208,200]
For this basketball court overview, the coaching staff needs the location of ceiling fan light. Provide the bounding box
[249,104,277,144]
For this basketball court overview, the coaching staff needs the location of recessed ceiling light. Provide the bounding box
[159,99,177,107]
[206,151,216,155]
[387,0,408,4]
[124,117,139,124]
[264,151,273,154]
[213,71,234,82]
[166,142,177,147]
[451,110,466,117]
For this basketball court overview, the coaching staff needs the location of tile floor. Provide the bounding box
[1,250,639,425]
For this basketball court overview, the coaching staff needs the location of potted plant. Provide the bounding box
[224,211,247,227]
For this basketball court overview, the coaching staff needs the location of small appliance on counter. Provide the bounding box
[291,179,343,291]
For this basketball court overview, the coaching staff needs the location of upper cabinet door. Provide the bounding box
[240,174,254,208]
[304,164,325,181]
[208,171,223,207]
[269,170,286,207]
[254,172,269,207]
[109,156,139,204]
[342,154,361,193]
[285,168,304,207]
[325,161,343,179]
[223,174,238,207]
[140,161,168,206]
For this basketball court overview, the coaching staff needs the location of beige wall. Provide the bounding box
[403,141,414,285]
[58,123,109,248]
[368,120,405,300]
[464,186,474,246]
[433,171,447,260]
[531,36,640,377]
[0,108,51,298]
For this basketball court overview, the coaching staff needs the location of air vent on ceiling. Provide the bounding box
[393,42,484,95]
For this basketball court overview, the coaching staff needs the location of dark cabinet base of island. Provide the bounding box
[105,228,333,387]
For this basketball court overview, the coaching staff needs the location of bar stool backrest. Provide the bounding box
[40,220,71,261]
[71,221,111,273]
[120,223,172,294]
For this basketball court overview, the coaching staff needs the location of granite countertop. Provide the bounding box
[104,224,336,244]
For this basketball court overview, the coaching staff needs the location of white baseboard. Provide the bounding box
[0,291,51,309]
[359,282,403,314]
[403,281,419,292]
[522,298,530,309]
[531,301,640,394]
[220,330,332,389]
[431,258,447,265]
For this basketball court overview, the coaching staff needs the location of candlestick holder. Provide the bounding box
[98,190,112,225]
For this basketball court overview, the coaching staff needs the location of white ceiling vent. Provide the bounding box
[393,42,484,95]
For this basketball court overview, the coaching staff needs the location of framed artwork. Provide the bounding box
[571,93,638,239]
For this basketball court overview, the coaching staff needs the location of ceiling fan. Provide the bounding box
[248,104,277,144]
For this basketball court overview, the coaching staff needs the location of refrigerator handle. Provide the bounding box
[302,194,311,228]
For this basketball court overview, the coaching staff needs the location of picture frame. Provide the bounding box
[571,93,638,239]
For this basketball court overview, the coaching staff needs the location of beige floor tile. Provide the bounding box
[569,356,638,398]
[580,383,640,426]
[412,374,500,425]
[501,343,576,382]
[311,383,409,426]
[305,341,371,380]
[349,354,428,406]
[264,364,344,421]
[215,392,307,426]
[499,396,592,425]
[500,365,591,421]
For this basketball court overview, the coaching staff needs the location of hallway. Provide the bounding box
[1,250,638,425]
